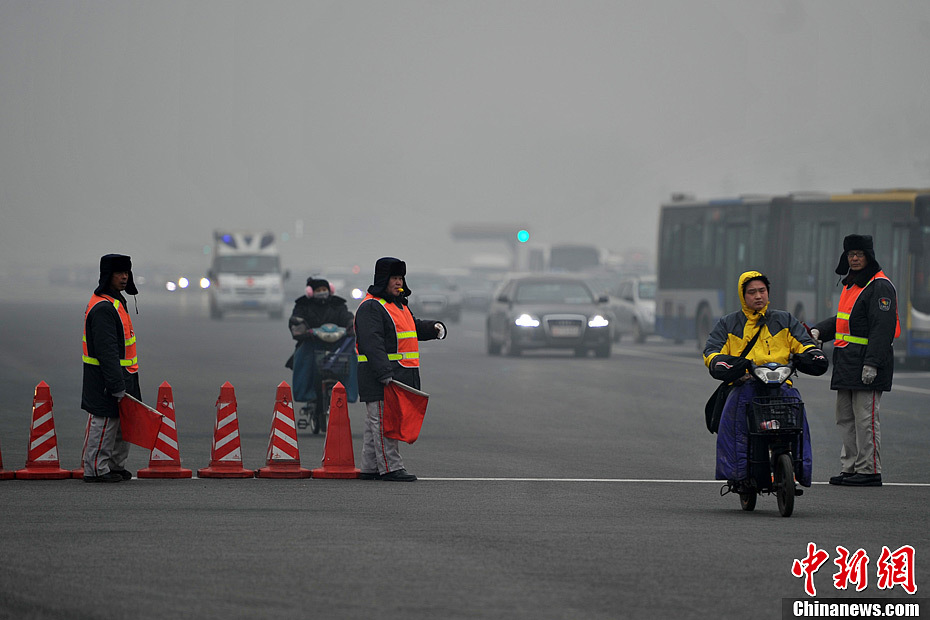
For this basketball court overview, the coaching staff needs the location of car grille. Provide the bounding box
[544,315,585,338]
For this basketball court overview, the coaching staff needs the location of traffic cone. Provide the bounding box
[15,381,71,479]
[0,436,13,480]
[256,382,311,479]
[138,382,193,478]
[71,415,91,478]
[312,382,360,479]
[197,382,254,478]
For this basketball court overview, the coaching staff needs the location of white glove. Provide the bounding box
[861,365,877,385]
[112,390,126,401]
[381,377,393,386]
[810,328,820,342]
[435,323,446,340]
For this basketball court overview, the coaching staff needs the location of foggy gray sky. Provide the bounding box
[2,1,930,289]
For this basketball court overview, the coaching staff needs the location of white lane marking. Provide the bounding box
[418,478,930,486]
[126,476,930,486]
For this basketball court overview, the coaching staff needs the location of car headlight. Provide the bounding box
[588,314,610,328]
[514,313,540,328]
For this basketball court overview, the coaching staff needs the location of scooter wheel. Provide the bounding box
[739,492,756,511]
[775,453,796,517]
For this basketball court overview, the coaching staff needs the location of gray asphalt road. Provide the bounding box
[1,295,928,619]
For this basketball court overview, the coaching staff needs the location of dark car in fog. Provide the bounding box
[486,274,613,357]
[407,272,464,323]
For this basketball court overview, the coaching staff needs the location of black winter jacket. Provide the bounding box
[354,258,445,402]
[81,289,142,417]
[354,296,443,402]
[288,295,354,342]
[813,265,898,392]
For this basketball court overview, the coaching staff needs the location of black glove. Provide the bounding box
[709,355,750,382]
[794,348,829,376]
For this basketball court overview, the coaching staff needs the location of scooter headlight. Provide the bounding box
[753,365,793,384]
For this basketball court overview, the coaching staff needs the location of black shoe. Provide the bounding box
[111,469,133,481]
[840,473,882,487]
[83,472,123,483]
[358,471,380,480]
[829,472,854,485]
[380,468,417,482]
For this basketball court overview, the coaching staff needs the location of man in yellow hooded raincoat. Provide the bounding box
[703,271,828,487]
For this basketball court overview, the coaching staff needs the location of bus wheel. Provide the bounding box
[695,305,713,350]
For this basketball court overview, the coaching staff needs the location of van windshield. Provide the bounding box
[214,255,280,274]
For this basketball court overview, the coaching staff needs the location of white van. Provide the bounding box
[207,230,288,319]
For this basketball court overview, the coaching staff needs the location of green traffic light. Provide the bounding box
[517,230,530,243]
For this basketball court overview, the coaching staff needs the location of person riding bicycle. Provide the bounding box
[286,277,358,409]
[703,271,828,489]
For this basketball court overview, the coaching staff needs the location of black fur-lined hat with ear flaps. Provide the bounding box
[95,254,138,296]
[367,257,411,298]
[835,234,876,275]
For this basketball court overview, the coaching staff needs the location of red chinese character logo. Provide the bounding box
[792,542,830,597]
[833,546,870,592]
[876,545,917,594]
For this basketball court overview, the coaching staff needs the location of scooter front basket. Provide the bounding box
[749,396,803,433]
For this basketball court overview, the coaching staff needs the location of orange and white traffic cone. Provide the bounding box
[15,381,71,480]
[312,382,360,479]
[197,382,254,478]
[256,382,311,479]
[0,435,13,480]
[138,382,193,479]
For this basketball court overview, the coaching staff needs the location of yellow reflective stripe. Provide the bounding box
[83,355,138,366]
[837,312,851,320]
[837,334,868,345]
[397,331,417,339]
[357,352,419,363]
[83,333,134,345]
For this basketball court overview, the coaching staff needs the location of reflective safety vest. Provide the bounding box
[835,270,901,348]
[82,294,138,372]
[356,294,419,368]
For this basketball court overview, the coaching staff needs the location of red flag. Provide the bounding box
[383,381,429,444]
[118,395,164,451]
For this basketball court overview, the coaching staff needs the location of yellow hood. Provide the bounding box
[738,270,769,318]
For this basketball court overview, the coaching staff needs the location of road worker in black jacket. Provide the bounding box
[354,257,446,481]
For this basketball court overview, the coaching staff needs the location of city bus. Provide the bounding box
[655,189,930,363]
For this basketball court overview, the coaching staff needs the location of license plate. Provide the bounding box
[550,325,580,337]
